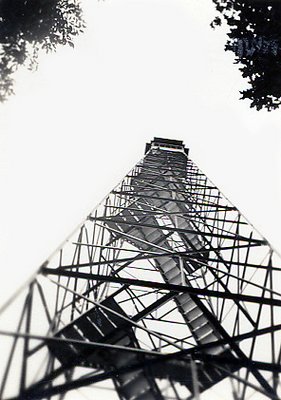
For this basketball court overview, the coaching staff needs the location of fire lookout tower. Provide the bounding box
[0,138,281,400]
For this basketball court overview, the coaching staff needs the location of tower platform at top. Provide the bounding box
[145,137,189,155]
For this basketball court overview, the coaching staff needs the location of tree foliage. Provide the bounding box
[211,0,281,111]
[0,0,85,101]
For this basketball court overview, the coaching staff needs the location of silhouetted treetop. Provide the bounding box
[3,0,281,111]
[212,0,281,111]
[0,0,84,102]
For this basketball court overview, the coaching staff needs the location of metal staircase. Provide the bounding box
[1,138,280,400]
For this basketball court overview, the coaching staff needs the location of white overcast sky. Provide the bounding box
[0,2,281,399]
[0,0,281,312]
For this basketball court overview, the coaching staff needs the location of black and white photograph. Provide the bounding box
[0,1,281,399]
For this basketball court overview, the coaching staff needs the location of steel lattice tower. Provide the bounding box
[1,137,281,400]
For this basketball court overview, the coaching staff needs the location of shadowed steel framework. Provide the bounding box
[0,138,281,400]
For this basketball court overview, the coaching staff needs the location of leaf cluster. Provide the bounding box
[0,0,85,102]
[211,0,281,111]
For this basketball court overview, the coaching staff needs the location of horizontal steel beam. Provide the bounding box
[42,268,281,307]
[11,341,281,400]
[111,191,236,211]
[91,216,265,244]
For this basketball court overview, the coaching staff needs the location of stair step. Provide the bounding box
[179,299,196,313]
[122,210,138,224]
[122,375,150,398]
[193,323,212,339]
[159,258,177,273]
[49,339,75,364]
[87,310,115,335]
[170,274,182,285]
[77,316,104,341]
[63,326,89,354]
[199,331,218,345]
[163,202,178,212]
[165,267,180,280]
[176,219,189,229]
[176,293,192,305]
[102,297,128,326]
[115,351,137,367]
[205,344,223,355]
[144,229,162,242]
[117,336,131,346]
[198,365,224,386]
[187,314,207,330]
[135,389,159,400]
[118,371,140,385]
[65,325,84,342]
[128,228,144,240]
[184,307,203,322]
[197,369,213,385]
[189,313,209,330]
